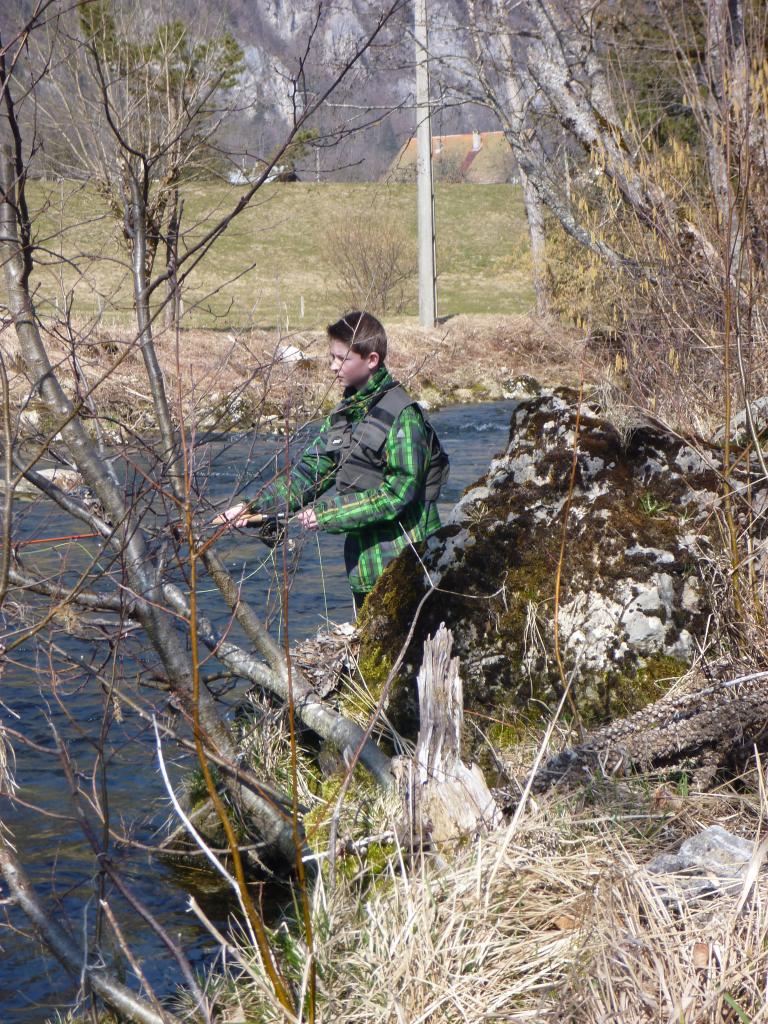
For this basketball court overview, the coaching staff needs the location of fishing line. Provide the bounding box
[314,531,330,628]
[194,549,275,594]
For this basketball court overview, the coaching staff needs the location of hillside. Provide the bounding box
[2,0,496,183]
[27,180,535,329]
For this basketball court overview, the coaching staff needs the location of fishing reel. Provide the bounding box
[245,512,293,550]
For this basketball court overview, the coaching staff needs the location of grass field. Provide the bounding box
[27,180,534,330]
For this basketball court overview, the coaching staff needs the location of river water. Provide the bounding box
[0,400,516,1021]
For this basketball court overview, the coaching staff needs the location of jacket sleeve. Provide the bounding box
[313,405,430,533]
[247,419,338,514]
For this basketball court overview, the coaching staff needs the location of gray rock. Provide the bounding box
[648,825,755,878]
[198,391,256,431]
[679,825,754,873]
[625,545,675,563]
[361,382,744,732]
[501,374,541,400]
[18,407,41,431]
[646,825,758,902]
[1,466,84,499]
[713,396,768,447]
[681,577,702,612]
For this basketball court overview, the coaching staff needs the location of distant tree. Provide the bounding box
[453,0,767,351]
[32,0,245,324]
[462,0,550,315]
[326,204,417,315]
[274,127,319,177]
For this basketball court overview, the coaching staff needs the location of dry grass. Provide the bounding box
[10,178,591,431]
[205,771,768,1024]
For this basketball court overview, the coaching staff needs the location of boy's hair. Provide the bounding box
[327,311,387,361]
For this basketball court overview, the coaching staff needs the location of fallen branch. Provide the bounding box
[163,580,394,787]
[529,666,768,793]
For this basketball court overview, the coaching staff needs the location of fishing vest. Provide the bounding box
[324,383,449,501]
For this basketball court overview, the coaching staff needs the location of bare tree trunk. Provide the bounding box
[514,148,549,315]
[127,169,183,488]
[164,189,181,330]
[493,4,550,317]
[467,0,629,284]
[2,133,394,863]
[120,165,395,789]
[491,4,549,316]
[529,668,768,795]
[527,1,666,229]
[704,0,744,272]
[466,0,665,271]
[0,148,300,864]
[163,576,395,787]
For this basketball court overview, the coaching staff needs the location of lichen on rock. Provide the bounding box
[358,384,734,741]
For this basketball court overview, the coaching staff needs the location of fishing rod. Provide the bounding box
[15,512,291,550]
[16,531,105,548]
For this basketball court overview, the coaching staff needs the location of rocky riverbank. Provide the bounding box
[8,314,587,437]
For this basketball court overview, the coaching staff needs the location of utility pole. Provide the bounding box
[415,0,437,327]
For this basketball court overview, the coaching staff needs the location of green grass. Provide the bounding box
[27,179,533,330]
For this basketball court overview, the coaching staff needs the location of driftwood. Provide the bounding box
[530,666,768,794]
[399,624,501,843]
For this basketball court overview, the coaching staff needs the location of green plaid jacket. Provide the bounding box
[250,367,441,593]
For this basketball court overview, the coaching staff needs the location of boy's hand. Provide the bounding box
[212,502,251,527]
[297,508,319,531]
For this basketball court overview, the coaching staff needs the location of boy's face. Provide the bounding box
[329,339,380,391]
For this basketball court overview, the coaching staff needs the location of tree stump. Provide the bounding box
[401,623,501,843]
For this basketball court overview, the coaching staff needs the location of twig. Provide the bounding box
[99,900,172,1024]
[552,373,585,735]
[156,798,215,850]
[0,351,12,612]
[187,897,302,1024]
[152,716,243,895]
[484,674,579,905]
[55,728,211,1020]
[302,831,396,864]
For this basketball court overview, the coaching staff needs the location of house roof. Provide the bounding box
[388,131,516,184]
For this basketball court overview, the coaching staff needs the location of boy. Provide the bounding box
[214,311,448,611]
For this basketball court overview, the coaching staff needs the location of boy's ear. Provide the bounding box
[368,351,381,369]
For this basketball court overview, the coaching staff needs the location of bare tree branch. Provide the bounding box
[0,832,183,1024]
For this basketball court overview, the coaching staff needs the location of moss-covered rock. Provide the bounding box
[359,385,724,743]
